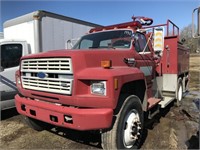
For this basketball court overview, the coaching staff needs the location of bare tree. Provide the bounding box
[180,24,199,53]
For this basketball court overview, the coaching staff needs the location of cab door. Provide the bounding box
[133,32,155,97]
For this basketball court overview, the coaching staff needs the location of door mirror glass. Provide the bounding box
[66,40,73,49]
[132,32,150,53]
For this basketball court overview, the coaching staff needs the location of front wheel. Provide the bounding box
[101,95,144,149]
[24,116,51,131]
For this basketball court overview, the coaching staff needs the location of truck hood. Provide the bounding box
[19,49,145,108]
[21,49,133,72]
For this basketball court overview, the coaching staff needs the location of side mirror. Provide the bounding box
[66,40,73,49]
[192,7,200,38]
[132,40,135,46]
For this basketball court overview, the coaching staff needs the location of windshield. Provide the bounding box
[73,30,133,50]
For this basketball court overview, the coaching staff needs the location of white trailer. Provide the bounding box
[0,10,101,110]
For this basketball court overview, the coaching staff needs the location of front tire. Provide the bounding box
[24,116,48,131]
[101,95,144,149]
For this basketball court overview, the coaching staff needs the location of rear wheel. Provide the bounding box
[101,95,143,149]
[175,79,183,107]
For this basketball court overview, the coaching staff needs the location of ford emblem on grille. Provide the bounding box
[37,72,47,79]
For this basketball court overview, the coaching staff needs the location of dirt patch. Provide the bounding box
[0,109,101,149]
[141,95,199,149]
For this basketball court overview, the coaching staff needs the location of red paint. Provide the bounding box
[157,36,190,75]
[15,94,113,130]
[147,98,161,109]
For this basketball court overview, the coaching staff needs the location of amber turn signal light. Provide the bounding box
[101,60,112,69]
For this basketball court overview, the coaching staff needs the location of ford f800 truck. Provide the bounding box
[15,16,189,149]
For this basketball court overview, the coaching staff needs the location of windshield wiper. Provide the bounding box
[89,46,115,49]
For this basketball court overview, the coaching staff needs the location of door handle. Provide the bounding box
[124,58,136,66]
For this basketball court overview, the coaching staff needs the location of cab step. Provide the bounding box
[147,97,161,119]
[148,104,160,119]
[147,97,161,109]
[159,96,174,108]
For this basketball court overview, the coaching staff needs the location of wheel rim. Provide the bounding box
[178,84,183,101]
[123,109,141,148]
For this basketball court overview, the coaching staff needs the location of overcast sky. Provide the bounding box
[1,0,200,32]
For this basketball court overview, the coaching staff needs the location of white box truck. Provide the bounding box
[0,10,101,110]
[0,32,3,39]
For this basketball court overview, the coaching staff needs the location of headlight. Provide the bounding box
[91,81,106,96]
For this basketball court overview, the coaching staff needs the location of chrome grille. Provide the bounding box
[21,58,73,95]
[21,58,73,74]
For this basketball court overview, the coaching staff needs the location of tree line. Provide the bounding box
[180,24,200,53]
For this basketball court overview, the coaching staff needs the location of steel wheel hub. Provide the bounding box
[178,85,183,101]
[123,110,141,148]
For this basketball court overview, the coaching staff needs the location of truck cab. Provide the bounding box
[0,39,29,110]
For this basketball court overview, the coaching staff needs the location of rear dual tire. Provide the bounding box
[175,79,183,107]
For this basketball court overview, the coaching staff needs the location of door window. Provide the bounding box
[79,39,93,49]
[133,33,150,53]
[1,44,22,69]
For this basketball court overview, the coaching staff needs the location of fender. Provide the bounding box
[76,66,146,109]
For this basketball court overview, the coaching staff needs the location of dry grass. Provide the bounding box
[189,55,200,91]
[190,55,200,72]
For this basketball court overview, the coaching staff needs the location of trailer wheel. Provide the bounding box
[101,95,143,149]
[24,116,47,131]
[175,79,183,107]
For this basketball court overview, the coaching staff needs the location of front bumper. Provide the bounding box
[15,94,113,131]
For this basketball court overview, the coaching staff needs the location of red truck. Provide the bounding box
[15,16,189,149]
